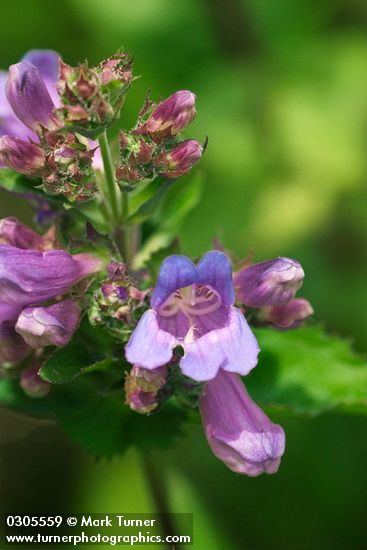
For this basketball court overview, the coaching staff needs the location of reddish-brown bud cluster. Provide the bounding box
[57,52,133,139]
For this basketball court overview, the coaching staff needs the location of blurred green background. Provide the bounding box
[1,1,367,548]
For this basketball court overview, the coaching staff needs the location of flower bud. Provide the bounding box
[0,323,30,366]
[0,136,45,176]
[234,257,304,308]
[125,365,167,414]
[138,90,196,140]
[20,365,50,398]
[200,370,285,476]
[57,52,133,139]
[15,299,80,348]
[0,217,51,250]
[263,298,314,328]
[154,139,203,178]
[6,61,61,133]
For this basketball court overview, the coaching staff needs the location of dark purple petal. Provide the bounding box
[15,299,80,348]
[125,309,176,370]
[151,255,198,309]
[20,365,50,397]
[0,302,21,326]
[234,257,304,307]
[0,71,35,142]
[0,246,97,306]
[6,61,60,132]
[197,250,235,305]
[200,370,286,476]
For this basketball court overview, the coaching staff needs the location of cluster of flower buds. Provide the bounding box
[57,52,133,139]
[0,53,100,202]
[124,365,167,414]
[234,257,313,328]
[115,90,204,190]
[89,260,150,340]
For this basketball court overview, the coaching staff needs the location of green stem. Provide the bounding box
[98,130,120,225]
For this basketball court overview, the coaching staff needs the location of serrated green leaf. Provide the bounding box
[39,322,113,384]
[247,325,367,415]
[0,168,39,193]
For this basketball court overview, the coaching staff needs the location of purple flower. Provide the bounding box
[20,364,50,398]
[138,90,196,139]
[125,251,260,382]
[0,135,45,176]
[15,299,81,348]
[6,61,61,133]
[0,217,52,250]
[200,370,285,476]
[264,298,314,328]
[0,246,100,307]
[0,322,30,365]
[154,139,203,178]
[234,257,304,308]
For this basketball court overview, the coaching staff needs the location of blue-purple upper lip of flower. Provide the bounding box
[150,251,235,310]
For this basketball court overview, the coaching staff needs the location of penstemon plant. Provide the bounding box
[0,49,366,478]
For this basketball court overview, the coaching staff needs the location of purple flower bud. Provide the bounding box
[200,370,285,476]
[15,299,80,348]
[264,298,314,328]
[0,322,30,366]
[154,139,203,177]
[125,365,167,414]
[138,90,196,139]
[20,365,50,398]
[234,257,305,308]
[0,136,45,176]
[6,61,61,133]
[0,217,50,250]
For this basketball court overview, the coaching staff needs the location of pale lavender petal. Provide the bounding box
[0,71,34,142]
[15,299,80,348]
[22,50,59,83]
[197,250,235,305]
[125,309,177,370]
[180,307,260,381]
[151,255,197,309]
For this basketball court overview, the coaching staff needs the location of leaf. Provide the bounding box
[127,177,176,224]
[0,168,39,193]
[0,377,187,457]
[158,171,204,231]
[247,325,367,415]
[39,322,113,384]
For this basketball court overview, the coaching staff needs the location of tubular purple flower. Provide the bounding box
[0,217,52,250]
[200,370,286,476]
[154,139,203,178]
[6,61,61,133]
[0,136,45,176]
[0,245,101,307]
[138,90,196,138]
[264,298,314,328]
[0,323,30,365]
[20,365,50,398]
[125,251,260,382]
[15,299,81,348]
[234,257,304,308]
